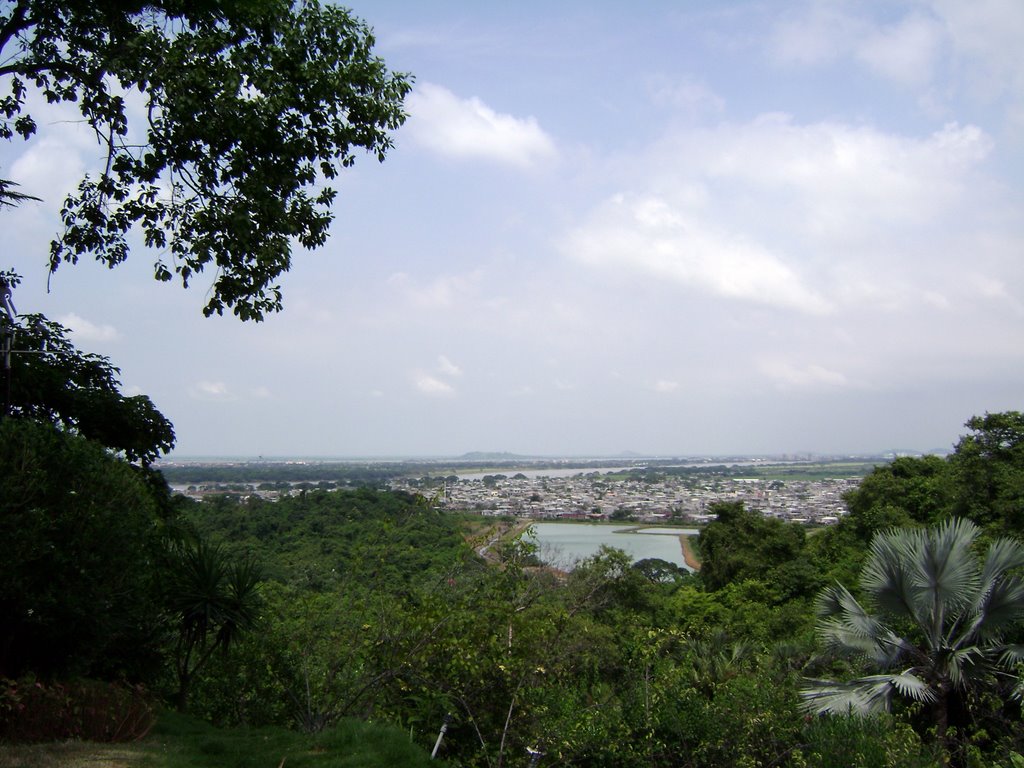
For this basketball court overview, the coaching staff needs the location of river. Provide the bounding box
[527,522,699,571]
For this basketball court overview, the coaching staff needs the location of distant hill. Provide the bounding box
[457,451,537,462]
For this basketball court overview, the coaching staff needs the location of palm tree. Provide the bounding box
[685,628,753,700]
[164,539,262,712]
[0,178,39,208]
[802,518,1024,759]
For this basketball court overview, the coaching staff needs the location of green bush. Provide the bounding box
[792,714,935,768]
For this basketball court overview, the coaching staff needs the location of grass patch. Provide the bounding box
[0,741,146,768]
[0,710,441,768]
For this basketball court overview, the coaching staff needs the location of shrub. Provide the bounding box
[0,677,155,743]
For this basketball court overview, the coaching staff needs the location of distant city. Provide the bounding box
[410,471,861,525]
[161,453,902,526]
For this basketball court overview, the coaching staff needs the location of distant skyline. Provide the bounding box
[2,1,1023,458]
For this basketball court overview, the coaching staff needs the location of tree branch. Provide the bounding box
[0,0,32,55]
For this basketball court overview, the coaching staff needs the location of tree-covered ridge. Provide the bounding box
[183,488,474,588]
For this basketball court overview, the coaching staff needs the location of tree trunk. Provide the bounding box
[934,682,950,767]
[175,673,191,713]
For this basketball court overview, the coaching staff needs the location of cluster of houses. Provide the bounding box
[421,471,861,525]
[164,460,867,526]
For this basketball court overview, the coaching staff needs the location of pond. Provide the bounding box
[527,523,699,571]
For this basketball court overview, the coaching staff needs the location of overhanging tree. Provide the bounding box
[1,0,411,319]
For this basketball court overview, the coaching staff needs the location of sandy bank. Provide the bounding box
[680,535,701,571]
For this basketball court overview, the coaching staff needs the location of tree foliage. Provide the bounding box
[0,418,166,679]
[1,284,174,464]
[698,501,819,602]
[949,411,1024,535]
[1,0,411,319]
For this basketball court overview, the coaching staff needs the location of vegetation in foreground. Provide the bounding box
[0,710,442,768]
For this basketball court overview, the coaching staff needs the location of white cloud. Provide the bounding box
[563,192,830,314]
[768,1,1024,115]
[57,313,120,343]
[768,4,864,67]
[414,372,455,397]
[856,13,944,88]
[437,355,462,377]
[653,379,680,393]
[928,0,1024,98]
[410,355,462,398]
[404,82,557,168]
[758,359,850,390]
[700,117,990,228]
[387,270,484,309]
[566,114,1002,320]
[649,74,725,116]
[189,381,232,400]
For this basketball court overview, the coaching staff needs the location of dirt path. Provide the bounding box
[472,518,533,562]
[0,742,149,768]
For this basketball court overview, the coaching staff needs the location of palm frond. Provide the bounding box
[946,645,983,689]
[951,539,1024,648]
[999,644,1024,667]
[812,520,1024,729]
[801,671,933,716]
[889,670,936,702]
[974,538,1024,631]
[800,679,886,716]
[0,178,41,208]
[919,519,980,609]
[915,518,981,647]
[861,528,928,625]
[817,586,888,651]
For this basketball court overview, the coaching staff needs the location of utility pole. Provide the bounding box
[0,277,16,418]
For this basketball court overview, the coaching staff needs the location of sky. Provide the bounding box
[2,0,1023,458]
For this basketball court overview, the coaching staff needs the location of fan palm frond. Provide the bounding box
[861,527,926,624]
[803,519,1024,757]
[802,670,934,716]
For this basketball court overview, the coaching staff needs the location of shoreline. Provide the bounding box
[680,535,701,571]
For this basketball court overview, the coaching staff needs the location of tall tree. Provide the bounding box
[1,0,411,319]
[949,411,1024,535]
[698,501,817,601]
[802,518,1024,762]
